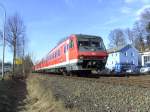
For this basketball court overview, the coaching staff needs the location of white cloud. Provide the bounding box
[136,5,150,20]
[125,0,150,4]
[121,7,132,14]
[136,5,150,15]
[142,0,150,4]
[125,0,135,3]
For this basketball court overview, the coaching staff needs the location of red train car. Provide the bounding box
[33,34,108,75]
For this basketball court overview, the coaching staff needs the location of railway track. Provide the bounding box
[35,72,150,88]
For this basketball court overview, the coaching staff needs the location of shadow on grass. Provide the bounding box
[0,78,27,112]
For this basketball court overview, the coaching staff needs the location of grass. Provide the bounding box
[25,74,71,112]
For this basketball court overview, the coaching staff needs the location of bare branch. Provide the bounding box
[108,28,127,48]
[125,28,134,45]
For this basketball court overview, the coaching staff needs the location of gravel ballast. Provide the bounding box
[32,74,150,112]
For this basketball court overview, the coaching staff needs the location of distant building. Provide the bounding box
[0,62,11,68]
[106,45,139,70]
[140,51,150,66]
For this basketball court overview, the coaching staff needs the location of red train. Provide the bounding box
[33,34,108,75]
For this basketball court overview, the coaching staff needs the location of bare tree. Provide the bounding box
[146,35,150,49]
[132,21,145,51]
[5,13,26,76]
[125,28,134,45]
[145,19,150,50]
[108,28,127,48]
[138,6,150,50]
[138,6,150,23]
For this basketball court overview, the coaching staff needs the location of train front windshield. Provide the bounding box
[78,37,106,51]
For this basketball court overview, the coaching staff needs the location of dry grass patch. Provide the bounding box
[25,74,70,112]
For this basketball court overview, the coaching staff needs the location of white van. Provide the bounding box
[140,62,150,74]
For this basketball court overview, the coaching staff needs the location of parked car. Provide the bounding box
[114,63,136,74]
[126,65,142,74]
[140,62,150,74]
[135,65,142,73]
[0,66,12,74]
[98,67,111,74]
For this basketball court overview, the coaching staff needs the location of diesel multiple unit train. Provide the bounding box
[33,34,108,75]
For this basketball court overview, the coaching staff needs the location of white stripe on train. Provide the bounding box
[36,59,78,71]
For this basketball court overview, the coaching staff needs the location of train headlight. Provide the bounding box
[79,56,84,59]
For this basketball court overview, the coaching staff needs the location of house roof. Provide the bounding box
[140,51,150,55]
[107,44,134,53]
[139,47,150,54]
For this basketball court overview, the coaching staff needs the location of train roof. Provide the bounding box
[76,34,102,39]
[56,34,102,45]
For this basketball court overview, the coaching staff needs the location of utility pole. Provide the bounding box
[0,3,6,80]
[22,36,25,77]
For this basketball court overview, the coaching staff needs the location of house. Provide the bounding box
[140,51,150,66]
[106,45,139,70]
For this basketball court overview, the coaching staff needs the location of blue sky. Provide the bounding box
[0,0,150,62]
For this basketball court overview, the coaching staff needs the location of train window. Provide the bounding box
[91,41,99,47]
[55,52,56,58]
[67,44,69,50]
[55,52,57,58]
[64,45,66,53]
[58,50,59,56]
[58,49,60,56]
[56,50,58,57]
[57,51,58,57]
[53,53,54,59]
[69,40,74,48]
[57,50,59,57]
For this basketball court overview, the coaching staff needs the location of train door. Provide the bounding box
[69,37,78,60]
